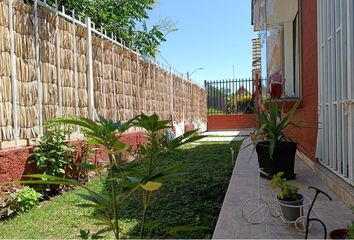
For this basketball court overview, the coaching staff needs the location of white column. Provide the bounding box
[8,0,18,146]
[55,0,62,116]
[72,11,78,118]
[34,0,43,136]
[347,0,354,183]
[85,17,94,120]
[112,35,117,121]
[100,28,106,118]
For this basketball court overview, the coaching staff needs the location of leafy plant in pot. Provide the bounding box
[253,99,301,179]
[270,172,303,222]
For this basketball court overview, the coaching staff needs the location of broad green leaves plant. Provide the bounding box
[17,114,204,239]
[253,99,302,156]
[1,186,42,217]
[31,122,75,177]
[270,172,299,200]
[13,187,42,213]
[130,113,205,238]
[52,116,133,239]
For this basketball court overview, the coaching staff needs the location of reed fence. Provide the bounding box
[0,0,207,147]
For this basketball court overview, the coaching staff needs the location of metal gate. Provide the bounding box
[317,0,354,185]
[204,78,257,115]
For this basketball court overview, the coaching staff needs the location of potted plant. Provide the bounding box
[253,99,301,179]
[329,207,354,239]
[270,172,303,222]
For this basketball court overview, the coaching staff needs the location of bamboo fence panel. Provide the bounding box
[146,62,153,116]
[103,41,114,120]
[113,45,123,121]
[92,35,105,117]
[138,59,146,115]
[0,0,207,145]
[58,17,75,117]
[123,49,132,119]
[39,7,58,124]
[13,2,38,139]
[75,24,88,118]
[131,52,138,117]
[0,1,13,141]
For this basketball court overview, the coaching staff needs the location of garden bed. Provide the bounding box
[0,141,240,239]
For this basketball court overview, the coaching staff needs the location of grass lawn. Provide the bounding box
[0,141,241,239]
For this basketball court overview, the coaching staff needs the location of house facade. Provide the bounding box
[252,0,354,203]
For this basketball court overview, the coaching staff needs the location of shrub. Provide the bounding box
[31,122,75,177]
[270,172,299,200]
[13,187,42,213]
[1,187,42,218]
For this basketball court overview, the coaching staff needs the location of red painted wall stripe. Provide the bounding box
[207,114,258,130]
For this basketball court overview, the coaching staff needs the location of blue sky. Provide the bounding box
[147,0,256,85]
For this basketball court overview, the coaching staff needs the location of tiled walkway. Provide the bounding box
[213,138,353,239]
[199,129,253,142]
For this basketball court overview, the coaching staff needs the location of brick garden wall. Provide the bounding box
[0,132,145,182]
[207,114,258,131]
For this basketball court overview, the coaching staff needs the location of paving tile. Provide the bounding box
[213,138,353,239]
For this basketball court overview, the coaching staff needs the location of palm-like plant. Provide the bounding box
[129,113,205,238]
[253,99,302,156]
[20,116,134,239]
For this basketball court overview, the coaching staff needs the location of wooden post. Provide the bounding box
[8,0,18,146]
[85,17,94,120]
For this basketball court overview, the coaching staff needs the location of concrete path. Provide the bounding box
[213,138,353,239]
[199,129,254,142]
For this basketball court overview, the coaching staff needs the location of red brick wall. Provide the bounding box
[286,0,318,162]
[207,114,258,130]
[0,132,146,183]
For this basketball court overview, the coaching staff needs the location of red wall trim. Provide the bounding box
[0,132,146,183]
[207,114,258,130]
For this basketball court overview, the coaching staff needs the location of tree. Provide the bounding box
[45,0,176,57]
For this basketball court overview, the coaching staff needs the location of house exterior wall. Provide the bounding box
[285,0,318,162]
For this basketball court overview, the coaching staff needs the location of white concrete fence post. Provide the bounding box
[8,0,18,146]
[55,0,62,116]
[85,17,94,120]
[34,0,43,136]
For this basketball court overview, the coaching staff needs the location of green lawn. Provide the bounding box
[0,141,241,239]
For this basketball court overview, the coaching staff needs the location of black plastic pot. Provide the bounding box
[329,229,348,239]
[277,193,303,222]
[255,141,298,179]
